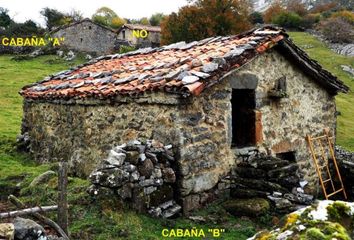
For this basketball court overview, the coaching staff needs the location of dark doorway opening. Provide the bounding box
[231,89,256,147]
[276,151,296,162]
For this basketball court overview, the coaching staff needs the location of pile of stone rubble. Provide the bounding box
[88,139,181,218]
[229,155,314,213]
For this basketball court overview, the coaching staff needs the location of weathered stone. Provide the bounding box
[162,204,182,218]
[14,217,46,240]
[29,170,56,187]
[223,198,270,217]
[123,164,136,173]
[254,158,290,171]
[138,159,154,177]
[162,168,176,183]
[130,171,140,182]
[150,185,174,207]
[267,163,299,179]
[230,187,269,198]
[267,196,294,210]
[233,177,289,193]
[105,150,126,166]
[181,171,219,195]
[152,168,162,179]
[182,194,201,215]
[0,223,14,240]
[118,184,133,199]
[139,179,155,187]
[144,186,157,195]
[235,167,266,179]
[89,168,130,188]
[125,151,139,165]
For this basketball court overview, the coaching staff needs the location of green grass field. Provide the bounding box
[0,31,352,239]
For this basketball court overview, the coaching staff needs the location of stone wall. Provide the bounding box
[52,21,117,55]
[228,49,337,192]
[22,82,233,213]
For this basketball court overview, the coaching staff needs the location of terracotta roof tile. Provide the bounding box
[20,26,349,100]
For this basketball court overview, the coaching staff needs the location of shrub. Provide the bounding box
[331,10,354,24]
[317,17,354,43]
[250,12,264,24]
[272,12,303,29]
[263,2,286,23]
[301,13,320,29]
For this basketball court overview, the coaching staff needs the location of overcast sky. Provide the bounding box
[0,0,188,26]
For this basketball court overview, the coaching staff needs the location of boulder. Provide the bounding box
[14,217,46,240]
[29,171,56,187]
[138,159,154,177]
[162,168,176,183]
[223,198,270,217]
[89,168,130,188]
[0,223,14,240]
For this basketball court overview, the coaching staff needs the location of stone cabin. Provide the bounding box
[51,18,118,55]
[20,27,348,211]
[117,24,161,48]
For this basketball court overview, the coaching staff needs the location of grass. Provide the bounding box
[0,32,352,239]
[288,32,354,150]
[0,54,258,239]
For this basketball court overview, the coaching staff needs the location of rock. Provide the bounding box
[139,179,155,187]
[85,54,92,60]
[223,198,270,217]
[254,158,290,170]
[230,187,269,198]
[0,223,14,240]
[89,168,130,188]
[162,168,176,183]
[14,217,46,240]
[29,49,43,57]
[123,164,136,173]
[105,150,126,166]
[118,184,133,199]
[130,171,140,182]
[233,177,289,193]
[138,159,154,177]
[202,62,218,72]
[267,196,294,210]
[144,186,157,195]
[235,167,266,179]
[125,151,139,165]
[29,170,56,187]
[162,204,182,218]
[267,163,298,179]
[64,50,75,61]
[150,185,174,207]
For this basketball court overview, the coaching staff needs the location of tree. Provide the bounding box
[6,20,43,36]
[287,0,307,16]
[272,12,303,28]
[0,7,11,28]
[111,17,126,29]
[92,7,126,29]
[250,12,264,24]
[161,0,252,44]
[149,13,166,26]
[40,8,66,30]
[263,1,286,23]
[139,17,150,25]
[68,9,83,22]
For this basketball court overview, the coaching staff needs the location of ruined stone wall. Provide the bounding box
[22,82,233,212]
[232,49,337,191]
[52,21,117,55]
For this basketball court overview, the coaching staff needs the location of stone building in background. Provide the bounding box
[19,27,348,214]
[51,18,118,55]
[117,24,161,48]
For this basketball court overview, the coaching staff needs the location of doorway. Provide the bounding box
[231,89,256,147]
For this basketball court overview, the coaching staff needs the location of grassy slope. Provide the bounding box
[288,32,354,151]
[0,55,258,239]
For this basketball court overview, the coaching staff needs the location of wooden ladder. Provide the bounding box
[306,129,347,200]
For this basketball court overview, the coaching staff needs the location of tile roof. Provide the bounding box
[20,26,349,101]
[120,24,161,32]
